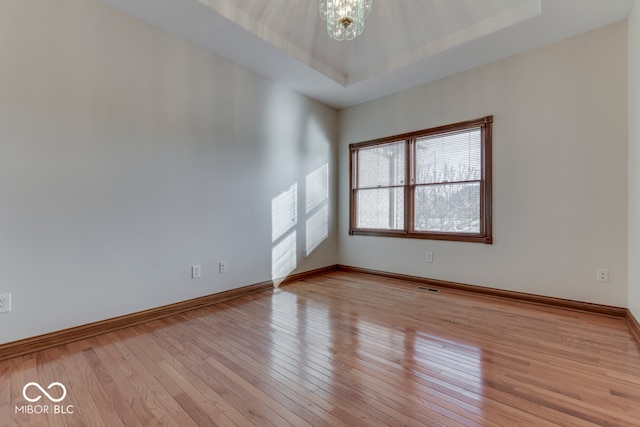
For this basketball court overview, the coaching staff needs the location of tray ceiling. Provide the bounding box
[98,0,635,108]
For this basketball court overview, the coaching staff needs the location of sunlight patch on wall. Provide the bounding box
[272,231,297,287]
[272,183,298,242]
[305,164,329,256]
[306,205,328,256]
[272,183,298,286]
[306,164,328,212]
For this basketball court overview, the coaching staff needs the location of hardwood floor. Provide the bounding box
[2,271,640,426]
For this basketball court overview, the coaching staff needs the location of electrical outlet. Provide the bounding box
[425,252,433,263]
[0,293,12,314]
[596,269,609,283]
[219,261,227,274]
[192,265,202,279]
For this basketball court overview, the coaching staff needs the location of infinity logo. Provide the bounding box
[22,382,67,403]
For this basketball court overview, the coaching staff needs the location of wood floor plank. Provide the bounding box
[166,317,350,427]
[50,345,105,427]
[185,310,398,426]
[8,357,34,427]
[88,336,167,427]
[138,324,276,426]
[104,331,199,427]
[0,360,11,426]
[212,301,436,426]
[33,349,70,427]
[68,347,124,427]
[2,271,640,426]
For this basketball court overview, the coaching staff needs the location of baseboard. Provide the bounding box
[0,265,338,361]
[277,265,339,287]
[627,310,640,346]
[337,265,628,318]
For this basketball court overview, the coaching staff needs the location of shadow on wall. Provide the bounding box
[271,163,329,286]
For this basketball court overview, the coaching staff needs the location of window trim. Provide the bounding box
[349,116,492,244]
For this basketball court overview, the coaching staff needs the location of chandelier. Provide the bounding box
[320,0,373,41]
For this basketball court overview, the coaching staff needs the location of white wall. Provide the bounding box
[0,0,338,343]
[629,1,640,319]
[339,22,628,307]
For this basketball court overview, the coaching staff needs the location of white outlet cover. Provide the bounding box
[0,293,11,313]
[192,265,202,279]
[596,269,609,282]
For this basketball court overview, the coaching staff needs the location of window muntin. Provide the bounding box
[349,116,492,243]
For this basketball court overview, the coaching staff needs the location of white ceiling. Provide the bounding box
[98,0,635,109]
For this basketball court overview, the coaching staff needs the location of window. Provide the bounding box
[349,116,492,243]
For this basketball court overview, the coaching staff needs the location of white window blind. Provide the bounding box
[355,141,405,230]
[414,128,481,233]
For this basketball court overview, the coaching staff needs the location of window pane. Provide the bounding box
[414,183,480,233]
[357,142,405,188]
[416,129,481,185]
[356,188,404,229]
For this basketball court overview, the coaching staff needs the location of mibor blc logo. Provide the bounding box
[15,382,74,415]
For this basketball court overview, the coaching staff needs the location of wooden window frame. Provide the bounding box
[349,116,493,244]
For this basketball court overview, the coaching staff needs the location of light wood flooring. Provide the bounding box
[1,271,640,426]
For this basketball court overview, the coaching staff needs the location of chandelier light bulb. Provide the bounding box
[320,0,372,41]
